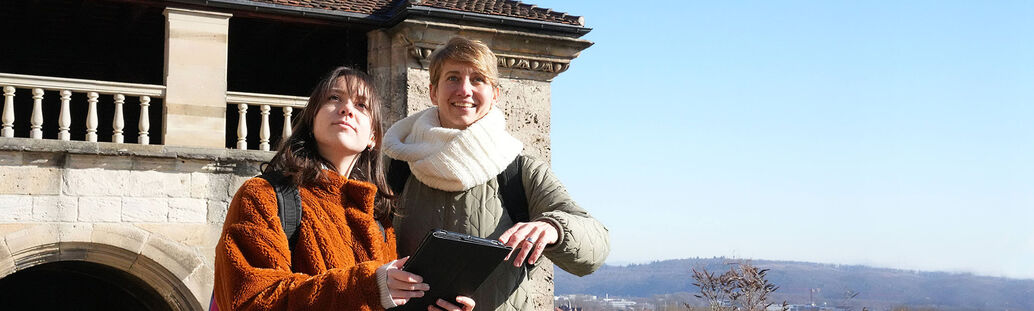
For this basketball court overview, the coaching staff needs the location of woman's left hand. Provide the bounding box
[499,221,559,267]
[428,296,475,311]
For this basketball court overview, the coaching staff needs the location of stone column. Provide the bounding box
[368,19,593,161]
[162,8,232,148]
[368,18,592,309]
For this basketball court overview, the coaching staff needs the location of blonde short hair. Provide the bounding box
[428,37,499,88]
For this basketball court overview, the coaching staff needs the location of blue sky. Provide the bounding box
[530,0,1034,279]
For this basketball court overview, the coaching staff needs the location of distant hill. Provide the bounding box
[554,258,1034,310]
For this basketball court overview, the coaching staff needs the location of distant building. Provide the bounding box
[783,304,836,311]
[602,295,638,309]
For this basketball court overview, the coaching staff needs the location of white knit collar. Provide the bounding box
[382,106,523,192]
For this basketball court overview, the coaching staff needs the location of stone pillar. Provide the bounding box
[368,18,592,309]
[162,8,232,148]
[368,19,593,161]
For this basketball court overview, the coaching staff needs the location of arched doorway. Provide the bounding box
[0,234,204,311]
[0,260,172,310]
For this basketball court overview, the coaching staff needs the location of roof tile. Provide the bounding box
[239,0,583,26]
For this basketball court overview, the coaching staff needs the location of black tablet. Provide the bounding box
[398,229,512,310]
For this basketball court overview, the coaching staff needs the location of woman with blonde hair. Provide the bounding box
[383,37,610,310]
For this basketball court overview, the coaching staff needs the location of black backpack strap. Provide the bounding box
[387,158,411,195]
[497,155,529,224]
[258,172,303,253]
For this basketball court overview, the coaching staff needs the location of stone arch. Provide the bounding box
[0,223,206,311]
[0,259,172,310]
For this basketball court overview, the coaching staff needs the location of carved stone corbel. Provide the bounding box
[386,18,592,82]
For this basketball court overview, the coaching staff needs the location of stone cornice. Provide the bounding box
[0,137,272,164]
[408,47,570,74]
[496,54,569,74]
[389,19,592,81]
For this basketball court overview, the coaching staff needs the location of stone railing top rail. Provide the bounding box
[0,137,273,163]
[0,73,166,97]
[226,91,308,108]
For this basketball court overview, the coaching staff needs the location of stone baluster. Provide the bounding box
[86,92,99,142]
[112,94,125,143]
[30,88,44,139]
[259,104,270,151]
[2,86,14,137]
[237,103,248,149]
[139,96,150,145]
[58,90,71,140]
[282,106,293,141]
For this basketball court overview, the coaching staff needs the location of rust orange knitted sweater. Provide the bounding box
[214,171,397,310]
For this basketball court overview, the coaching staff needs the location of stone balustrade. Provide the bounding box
[225,91,308,151]
[0,73,164,145]
[0,73,311,152]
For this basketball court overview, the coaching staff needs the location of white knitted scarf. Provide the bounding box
[382,106,523,192]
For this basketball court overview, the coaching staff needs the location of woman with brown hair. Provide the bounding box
[213,66,475,311]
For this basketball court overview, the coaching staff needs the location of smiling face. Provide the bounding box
[430,60,499,130]
[312,77,375,161]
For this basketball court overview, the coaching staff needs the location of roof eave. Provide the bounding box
[400,5,591,36]
[164,0,592,36]
[166,0,390,25]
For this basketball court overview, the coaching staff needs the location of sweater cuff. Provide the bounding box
[377,260,398,309]
[534,216,565,251]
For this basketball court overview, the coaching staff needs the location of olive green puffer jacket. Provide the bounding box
[392,155,610,311]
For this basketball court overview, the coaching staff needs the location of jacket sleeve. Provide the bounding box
[522,156,610,276]
[214,178,384,311]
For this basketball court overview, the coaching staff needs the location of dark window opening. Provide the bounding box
[0,0,164,84]
[0,0,165,144]
[225,16,367,149]
[227,16,368,96]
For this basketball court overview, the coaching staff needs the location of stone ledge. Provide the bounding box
[0,137,273,163]
[382,18,593,82]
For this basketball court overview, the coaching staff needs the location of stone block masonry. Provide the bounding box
[78,197,122,222]
[0,196,32,222]
[0,138,269,309]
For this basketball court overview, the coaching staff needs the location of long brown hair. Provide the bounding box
[264,66,394,218]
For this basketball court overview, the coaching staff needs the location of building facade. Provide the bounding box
[0,0,592,309]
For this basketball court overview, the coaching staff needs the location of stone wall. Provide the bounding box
[0,137,267,310]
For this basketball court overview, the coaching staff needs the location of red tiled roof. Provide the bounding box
[240,0,584,26]
[242,0,396,16]
[416,0,583,26]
